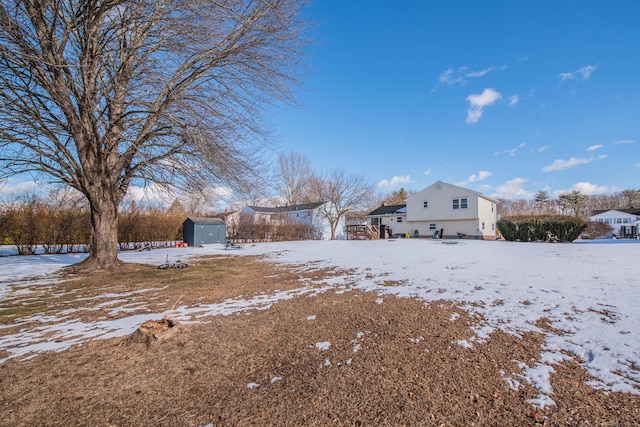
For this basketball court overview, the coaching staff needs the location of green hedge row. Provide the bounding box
[497,216,587,242]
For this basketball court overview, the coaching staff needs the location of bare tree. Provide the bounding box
[621,189,640,208]
[276,150,313,205]
[0,0,309,270]
[584,221,614,239]
[309,168,373,240]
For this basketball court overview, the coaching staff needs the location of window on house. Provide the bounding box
[452,198,468,210]
[397,217,403,223]
[492,223,495,231]
[616,218,622,224]
[423,201,428,208]
[482,222,485,230]
[429,223,436,230]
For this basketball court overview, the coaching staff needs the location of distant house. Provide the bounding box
[239,202,343,240]
[589,208,640,238]
[182,217,226,247]
[366,181,498,239]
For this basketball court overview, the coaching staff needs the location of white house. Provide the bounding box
[240,202,344,240]
[589,208,640,238]
[367,181,498,239]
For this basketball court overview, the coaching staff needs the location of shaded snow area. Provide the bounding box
[1,239,639,406]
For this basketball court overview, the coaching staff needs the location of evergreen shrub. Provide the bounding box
[497,215,587,242]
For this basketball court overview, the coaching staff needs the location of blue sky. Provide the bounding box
[272,0,640,199]
[1,1,638,204]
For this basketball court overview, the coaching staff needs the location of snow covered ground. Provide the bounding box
[1,238,639,406]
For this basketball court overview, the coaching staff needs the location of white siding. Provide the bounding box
[589,210,639,236]
[407,182,478,222]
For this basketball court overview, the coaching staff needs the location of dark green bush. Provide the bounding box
[497,216,587,242]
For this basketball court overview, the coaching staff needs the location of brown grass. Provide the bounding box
[0,256,638,426]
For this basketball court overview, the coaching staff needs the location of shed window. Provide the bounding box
[429,223,437,230]
[423,201,428,208]
[397,217,403,223]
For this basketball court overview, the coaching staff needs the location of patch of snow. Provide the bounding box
[517,361,555,395]
[246,382,260,389]
[527,394,556,409]
[456,339,474,349]
[315,341,331,351]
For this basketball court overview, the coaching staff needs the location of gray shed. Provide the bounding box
[183,217,226,247]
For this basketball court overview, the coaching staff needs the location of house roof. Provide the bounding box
[185,217,225,225]
[590,208,640,216]
[406,180,499,203]
[247,202,325,214]
[367,204,407,216]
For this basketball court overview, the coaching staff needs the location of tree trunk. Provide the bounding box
[78,195,122,271]
[329,220,337,240]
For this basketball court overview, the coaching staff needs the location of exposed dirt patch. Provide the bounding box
[0,256,638,426]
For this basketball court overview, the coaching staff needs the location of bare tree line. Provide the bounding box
[496,189,640,219]
[0,193,185,254]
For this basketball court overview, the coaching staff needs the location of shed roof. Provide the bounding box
[185,217,226,225]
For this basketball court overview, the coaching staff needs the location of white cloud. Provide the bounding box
[541,157,590,172]
[559,65,597,82]
[613,139,635,145]
[587,144,603,151]
[433,65,506,91]
[508,95,519,106]
[538,145,550,152]
[377,175,412,191]
[0,177,49,199]
[491,178,534,199]
[578,65,596,80]
[424,168,432,176]
[559,72,574,81]
[569,182,609,195]
[597,154,608,160]
[495,143,526,157]
[466,88,502,124]
[438,67,465,86]
[635,162,640,168]
[457,171,492,187]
